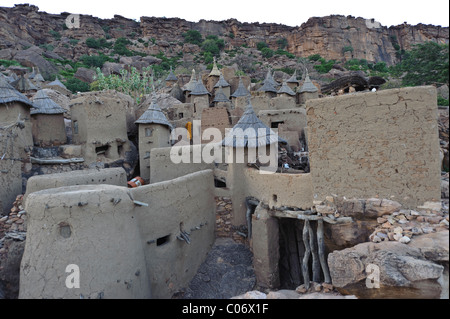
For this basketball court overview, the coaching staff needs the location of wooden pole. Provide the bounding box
[317,219,331,283]
[302,220,311,289]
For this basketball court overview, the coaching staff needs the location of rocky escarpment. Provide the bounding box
[0,4,448,66]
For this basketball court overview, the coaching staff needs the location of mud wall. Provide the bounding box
[19,169,216,299]
[306,86,441,209]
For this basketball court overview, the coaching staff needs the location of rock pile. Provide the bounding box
[215,197,247,244]
[368,201,449,244]
[0,195,27,237]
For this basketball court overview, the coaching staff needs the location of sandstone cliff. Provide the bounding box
[0,4,448,65]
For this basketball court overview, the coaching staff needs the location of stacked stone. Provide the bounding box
[0,195,27,237]
[295,282,335,294]
[215,197,247,244]
[369,201,449,244]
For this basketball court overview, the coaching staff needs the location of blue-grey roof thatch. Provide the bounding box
[165,67,178,82]
[286,70,299,84]
[213,86,230,103]
[135,94,173,129]
[264,69,279,87]
[47,77,67,89]
[222,97,282,148]
[11,75,38,92]
[182,69,197,92]
[299,71,318,93]
[277,81,295,96]
[214,73,230,88]
[258,80,278,93]
[0,76,35,107]
[189,79,211,96]
[231,77,250,98]
[30,90,66,115]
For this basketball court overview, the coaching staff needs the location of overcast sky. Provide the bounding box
[2,0,449,27]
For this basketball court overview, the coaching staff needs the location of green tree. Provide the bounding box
[257,42,268,51]
[65,77,90,93]
[182,30,203,46]
[394,42,449,86]
[261,47,274,58]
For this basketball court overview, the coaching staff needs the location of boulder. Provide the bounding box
[74,67,96,83]
[13,46,58,80]
[102,62,124,75]
[327,231,449,298]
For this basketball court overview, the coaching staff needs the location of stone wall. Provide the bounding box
[306,86,441,209]
[19,169,216,299]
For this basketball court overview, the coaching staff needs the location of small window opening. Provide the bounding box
[157,235,170,246]
[271,121,284,129]
[96,145,110,155]
[145,128,153,137]
[273,194,278,203]
[179,112,184,119]
[73,120,78,134]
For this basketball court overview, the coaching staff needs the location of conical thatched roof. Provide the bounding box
[189,79,211,96]
[33,72,45,82]
[277,81,295,96]
[209,57,221,77]
[299,71,318,93]
[0,76,35,107]
[11,75,38,92]
[230,77,250,98]
[214,72,230,88]
[47,77,67,89]
[222,97,281,148]
[135,93,173,129]
[264,69,279,87]
[28,67,36,80]
[213,86,230,103]
[165,66,178,82]
[182,69,197,92]
[258,80,278,93]
[286,70,299,84]
[31,90,66,115]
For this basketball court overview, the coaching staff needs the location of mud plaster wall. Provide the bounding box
[23,167,127,201]
[306,86,441,209]
[138,124,171,182]
[70,92,130,164]
[0,102,32,213]
[149,144,225,184]
[19,170,216,299]
[31,114,66,146]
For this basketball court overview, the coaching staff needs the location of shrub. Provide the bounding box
[65,77,90,93]
[308,54,322,62]
[314,59,335,74]
[49,30,61,40]
[257,42,268,51]
[182,30,203,46]
[113,37,133,56]
[80,54,114,68]
[438,96,449,106]
[0,59,21,67]
[342,46,354,53]
[277,38,288,50]
[261,47,274,58]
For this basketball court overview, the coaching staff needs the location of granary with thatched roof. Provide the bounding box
[189,77,211,116]
[230,77,250,110]
[135,93,173,182]
[298,70,319,104]
[44,76,72,96]
[30,90,67,146]
[213,85,231,108]
[286,70,300,91]
[11,75,38,96]
[213,72,231,99]
[182,69,198,103]
[165,66,178,88]
[0,76,35,212]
